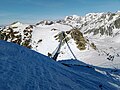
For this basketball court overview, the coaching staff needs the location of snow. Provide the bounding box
[31,23,72,55]
[30,23,120,69]
[1,11,120,70]
[10,21,23,28]
[0,40,120,90]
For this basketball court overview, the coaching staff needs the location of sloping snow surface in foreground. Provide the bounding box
[0,40,120,90]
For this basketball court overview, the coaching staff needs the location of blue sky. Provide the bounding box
[0,0,120,25]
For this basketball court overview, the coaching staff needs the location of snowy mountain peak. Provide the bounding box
[85,12,103,17]
[65,15,81,21]
[63,12,120,38]
[117,10,120,13]
[36,20,54,26]
[10,21,23,27]
[1,11,120,69]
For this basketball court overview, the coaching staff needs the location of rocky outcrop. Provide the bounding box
[63,12,120,37]
[0,25,34,49]
[36,20,54,25]
[70,29,87,50]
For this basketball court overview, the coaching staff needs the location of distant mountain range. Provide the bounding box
[0,11,120,69]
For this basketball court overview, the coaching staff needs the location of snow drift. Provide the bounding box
[0,40,120,90]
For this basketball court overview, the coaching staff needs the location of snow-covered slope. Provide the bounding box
[64,12,120,37]
[0,11,120,69]
[0,40,120,90]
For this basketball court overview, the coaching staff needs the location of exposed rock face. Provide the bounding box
[0,25,34,49]
[64,12,120,37]
[36,20,54,25]
[22,25,33,48]
[114,18,120,28]
[0,27,22,45]
[53,28,97,51]
[70,29,87,50]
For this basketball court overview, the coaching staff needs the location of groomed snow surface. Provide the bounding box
[0,40,120,90]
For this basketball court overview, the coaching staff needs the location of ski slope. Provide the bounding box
[0,40,120,90]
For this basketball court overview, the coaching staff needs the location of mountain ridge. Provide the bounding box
[0,11,120,68]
